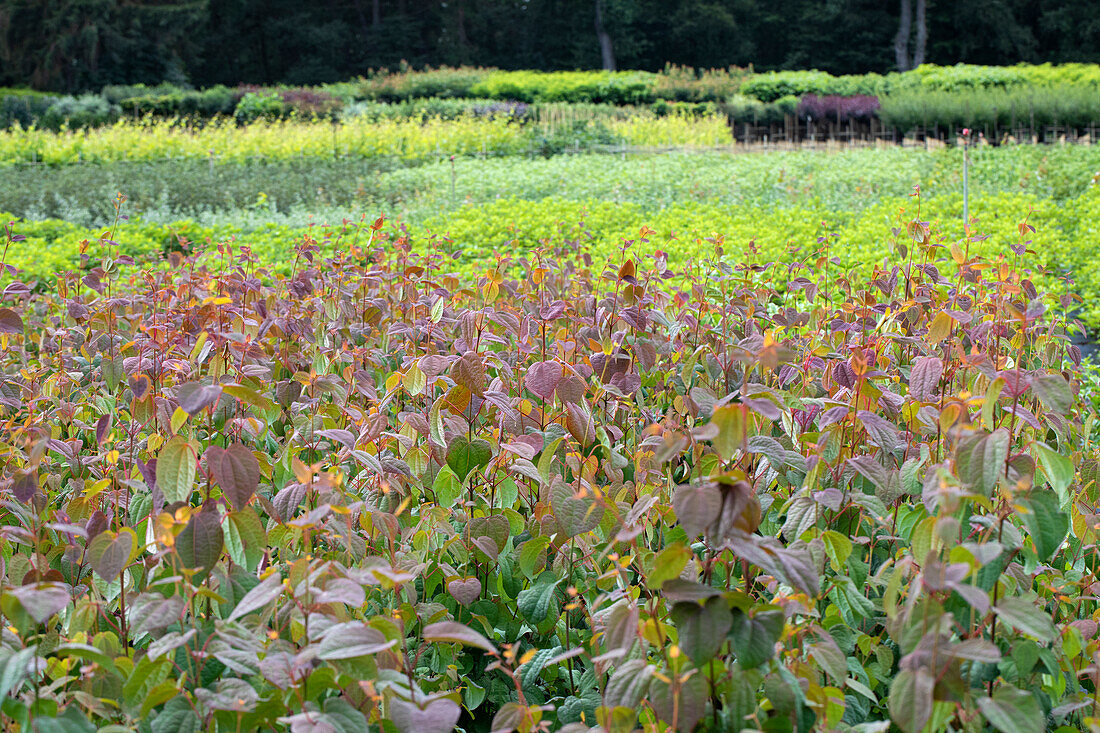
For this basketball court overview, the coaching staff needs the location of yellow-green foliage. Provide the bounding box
[0,114,736,164]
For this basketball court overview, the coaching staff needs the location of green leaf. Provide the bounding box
[1031,374,1074,415]
[319,698,370,733]
[820,530,853,571]
[648,672,709,733]
[221,383,276,414]
[447,435,492,481]
[151,697,200,733]
[710,404,745,462]
[1019,492,1068,561]
[1032,442,1074,506]
[977,685,1043,733]
[727,606,784,669]
[0,648,36,698]
[888,668,933,733]
[517,536,551,580]
[955,429,1009,496]
[670,596,732,667]
[647,543,692,589]
[156,436,198,505]
[994,596,1056,642]
[226,573,284,622]
[227,508,266,571]
[432,465,463,507]
[517,571,562,626]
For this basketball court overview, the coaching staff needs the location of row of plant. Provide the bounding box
[6,62,1100,132]
[0,114,732,165]
[7,142,1100,227]
[0,191,1097,731]
[8,176,1100,324]
[0,67,740,131]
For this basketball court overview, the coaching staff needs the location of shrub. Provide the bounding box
[0,89,59,129]
[39,94,120,130]
[740,70,884,102]
[233,91,287,123]
[0,200,1094,732]
[796,94,881,123]
[356,65,491,101]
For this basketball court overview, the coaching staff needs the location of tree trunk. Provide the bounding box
[351,0,372,39]
[457,0,469,50]
[373,0,381,26]
[894,0,911,72]
[594,0,615,71]
[913,0,927,66]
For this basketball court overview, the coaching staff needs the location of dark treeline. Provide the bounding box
[0,0,1097,93]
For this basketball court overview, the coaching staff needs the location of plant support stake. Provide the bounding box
[962,128,970,227]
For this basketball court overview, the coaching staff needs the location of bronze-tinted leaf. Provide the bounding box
[208,443,260,510]
[0,308,23,334]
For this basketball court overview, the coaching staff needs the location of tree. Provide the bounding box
[594,0,615,70]
[895,0,911,70]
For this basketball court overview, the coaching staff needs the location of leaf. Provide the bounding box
[908,356,943,402]
[227,508,266,571]
[525,361,561,400]
[889,668,934,733]
[156,436,198,504]
[517,571,562,625]
[177,382,223,415]
[1031,374,1074,415]
[174,506,223,578]
[670,596,732,666]
[432,465,463,506]
[955,429,1010,497]
[151,697,200,733]
[87,528,135,581]
[389,698,462,733]
[227,573,285,622]
[648,673,708,732]
[672,482,722,538]
[491,702,529,733]
[518,536,550,580]
[709,404,746,461]
[1019,491,1068,562]
[147,629,197,661]
[0,647,36,698]
[727,607,784,669]
[1032,441,1074,506]
[0,308,23,334]
[12,470,37,503]
[448,577,482,607]
[647,543,692,589]
[446,435,492,481]
[605,659,655,708]
[994,596,1056,642]
[550,481,603,537]
[10,583,69,623]
[127,593,186,635]
[422,620,498,654]
[208,443,260,510]
[977,685,1044,733]
[317,622,396,659]
[222,383,275,413]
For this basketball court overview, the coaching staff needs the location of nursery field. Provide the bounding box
[4,109,1100,732]
[6,141,1100,322]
